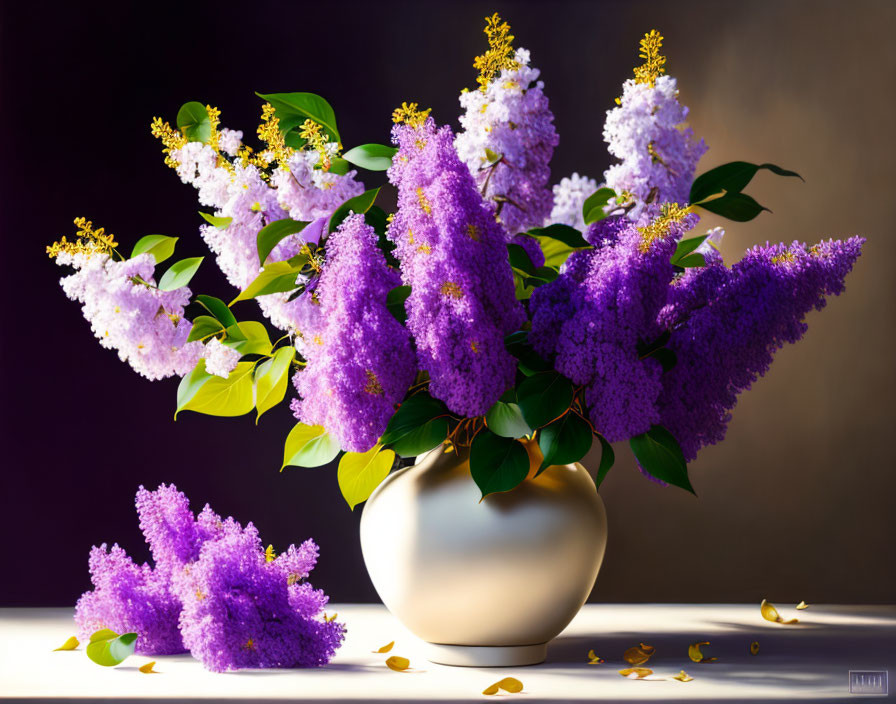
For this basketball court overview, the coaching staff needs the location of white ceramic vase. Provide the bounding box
[359,443,607,667]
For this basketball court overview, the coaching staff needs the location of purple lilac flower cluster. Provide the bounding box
[456,47,559,234]
[530,209,699,441]
[656,237,865,460]
[74,484,343,671]
[387,112,525,416]
[291,214,416,452]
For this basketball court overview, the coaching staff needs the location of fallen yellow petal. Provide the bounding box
[264,544,276,562]
[138,661,157,674]
[53,636,79,651]
[619,667,654,679]
[673,670,694,682]
[385,656,410,671]
[623,642,655,665]
[497,677,523,693]
[760,599,799,625]
[482,682,500,695]
[688,641,718,663]
[587,648,604,664]
[796,600,809,610]
[750,641,760,655]
[373,640,395,653]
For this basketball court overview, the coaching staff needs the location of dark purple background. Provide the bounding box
[2,0,894,606]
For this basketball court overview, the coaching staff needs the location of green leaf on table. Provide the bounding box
[516,371,574,429]
[528,223,589,249]
[230,258,306,305]
[282,423,341,469]
[338,445,395,510]
[176,101,211,143]
[186,315,224,343]
[158,257,203,292]
[485,400,532,439]
[222,321,272,356]
[194,294,237,328]
[469,431,530,499]
[695,192,770,222]
[131,235,178,265]
[670,236,707,267]
[689,161,803,205]
[85,630,137,667]
[256,92,340,142]
[175,361,255,418]
[385,285,411,324]
[54,636,79,651]
[390,417,449,458]
[342,144,398,171]
[629,425,695,494]
[328,187,381,234]
[256,218,310,265]
[594,435,615,489]
[504,330,551,376]
[582,187,616,225]
[537,412,593,473]
[198,212,233,229]
[255,345,296,423]
[380,393,448,446]
[507,243,537,276]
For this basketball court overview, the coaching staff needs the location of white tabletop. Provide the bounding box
[1,604,893,702]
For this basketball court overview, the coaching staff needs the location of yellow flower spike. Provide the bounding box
[673,670,694,682]
[619,667,654,679]
[256,102,295,170]
[750,641,760,655]
[796,601,809,610]
[298,118,331,171]
[760,598,799,625]
[473,13,520,90]
[150,116,188,168]
[385,655,410,671]
[47,217,119,260]
[373,641,394,654]
[632,29,666,88]
[264,544,276,562]
[587,649,604,664]
[53,636,79,651]
[636,203,691,253]
[392,102,431,128]
[138,661,158,674]
[623,642,655,665]
[688,641,718,663]
[324,612,338,622]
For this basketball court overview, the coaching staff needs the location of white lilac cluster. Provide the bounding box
[456,47,559,234]
[170,135,363,333]
[203,338,241,378]
[548,172,598,230]
[603,75,707,220]
[56,252,202,380]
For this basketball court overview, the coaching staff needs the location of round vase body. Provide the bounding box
[359,445,607,666]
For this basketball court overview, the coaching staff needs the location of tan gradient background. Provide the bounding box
[590,0,896,603]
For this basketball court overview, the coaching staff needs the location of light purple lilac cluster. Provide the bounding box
[656,237,865,460]
[55,251,202,380]
[456,47,559,234]
[549,173,598,230]
[530,210,698,442]
[291,214,416,452]
[74,484,343,671]
[171,126,363,334]
[603,75,707,219]
[387,115,525,416]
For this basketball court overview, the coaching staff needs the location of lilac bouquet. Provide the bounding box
[49,16,864,503]
[75,484,343,671]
